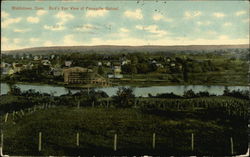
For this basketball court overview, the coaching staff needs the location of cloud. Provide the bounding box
[44,25,65,31]
[13,28,30,33]
[197,21,211,26]
[136,25,168,37]
[30,38,40,43]
[223,22,232,27]
[43,41,55,47]
[2,17,22,28]
[86,9,108,17]
[1,11,9,18]
[13,38,21,44]
[153,13,172,22]
[36,10,48,16]
[184,11,202,19]
[75,24,98,32]
[1,37,9,43]
[235,10,247,16]
[1,37,26,51]
[63,34,81,45]
[205,30,217,36]
[120,28,130,33]
[124,9,143,20]
[212,12,225,18]
[27,16,39,23]
[55,11,74,25]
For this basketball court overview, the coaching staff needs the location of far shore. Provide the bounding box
[0,80,248,89]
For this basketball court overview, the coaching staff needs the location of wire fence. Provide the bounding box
[0,130,240,156]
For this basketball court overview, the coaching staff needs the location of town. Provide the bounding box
[1,48,248,87]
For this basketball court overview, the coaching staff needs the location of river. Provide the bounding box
[0,83,249,97]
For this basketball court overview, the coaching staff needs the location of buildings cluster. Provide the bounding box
[1,53,186,85]
[1,54,127,86]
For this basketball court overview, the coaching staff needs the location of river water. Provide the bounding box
[0,83,248,97]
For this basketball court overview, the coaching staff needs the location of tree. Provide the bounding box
[137,63,150,74]
[184,89,196,98]
[223,86,230,96]
[113,87,135,108]
[182,62,189,82]
[98,66,104,75]
[8,85,21,96]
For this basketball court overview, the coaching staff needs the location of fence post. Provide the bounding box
[114,134,117,151]
[76,133,79,146]
[21,110,25,116]
[152,133,156,149]
[38,132,42,151]
[0,131,3,156]
[77,101,80,109]
[12,111,15,119]
[230,137,234,155]
[4,113,8,123]
[191,133,194,151]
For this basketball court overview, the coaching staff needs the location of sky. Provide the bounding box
[1,0,249,51]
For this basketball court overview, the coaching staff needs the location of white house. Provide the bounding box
[65,61,72,67]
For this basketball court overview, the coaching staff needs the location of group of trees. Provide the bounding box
[223,87,249,99]
[2,85,248,116]
[121,55,217,76]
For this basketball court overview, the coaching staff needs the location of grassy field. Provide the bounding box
[1,106,248,156]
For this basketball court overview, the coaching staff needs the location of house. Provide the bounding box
[63,67,109,85]
[52,68,63,77]
[1,62,11,68]
[63,67,93,84]
[41,60,51,66]
[90,74,109,86]
[170,62,176,67]
[105,61,111,67]
[108,63,123,79]
[177,64,183,70]
[33,56,40,61]
[121,59,131,65]
[98,62,102,66]
[151,60,157,64]
[50,55,55,59]
[8,68,15,75]
[23,64,33,70]
[65,61,72,67]
[114,64,122,75]
[165,57,171,63]
[156,63,164,68]
[12,63,23,73]
[1,67,14,75]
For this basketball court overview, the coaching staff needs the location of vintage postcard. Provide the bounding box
[0,0,249,156]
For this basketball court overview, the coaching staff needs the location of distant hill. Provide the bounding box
[1,44,249,55]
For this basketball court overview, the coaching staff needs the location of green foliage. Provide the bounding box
[113,87,135,108]
[8,85,21,95]
[184,89,196,98]
[97,66,104,75]
[2,107,248,155]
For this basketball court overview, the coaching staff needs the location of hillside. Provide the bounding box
[2,44,249,55]
[2,105,248,156]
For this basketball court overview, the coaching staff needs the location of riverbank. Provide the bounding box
[0,80,248,90]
